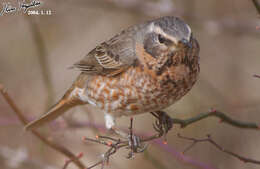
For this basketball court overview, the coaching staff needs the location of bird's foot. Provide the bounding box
[105,117,147,158]
[151,111,173,141]
[126,132,147,159]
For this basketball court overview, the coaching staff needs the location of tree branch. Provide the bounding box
[171,109,259,129]
[81,117,162,169]
[61,108,260,168]
[79,105,260,169]
[1,83,260,168]
[62,152,84,169]
[0,84,87,169]
[178,133,260,164]
[56,108,260,168]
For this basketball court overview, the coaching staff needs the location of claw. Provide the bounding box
[153,122,161,132]
[136,143,148,153]
[128,134,139,151]
[150,111,173,138]
[125,133,148,159]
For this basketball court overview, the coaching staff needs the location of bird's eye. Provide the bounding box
[158,34,167,44]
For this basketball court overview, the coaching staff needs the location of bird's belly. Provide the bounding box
[84,66,197,117]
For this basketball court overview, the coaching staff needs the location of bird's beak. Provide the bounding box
[179,39,192,49]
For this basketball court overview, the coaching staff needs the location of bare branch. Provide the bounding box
[0,84,87,169]
[178,133,260,165]
[2,83,260,168]
[81,117,164,169]
[63,152,84,169]
[60,108,260,167]
[172,109,259,129]
[83,137,123,169]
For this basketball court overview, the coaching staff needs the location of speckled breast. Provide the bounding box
[84,38,200,117]
[85,57,199,117]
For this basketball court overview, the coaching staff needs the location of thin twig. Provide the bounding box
[57,108,260,167]
[172,109,259,129]
[81,108,260,168]
[63,152,84,169]
[0,115,217,169]
[82,117,158,169]
[2,82,260,168]
[83,137,123,169]
[0,84,87,169]
[178,133,260,164]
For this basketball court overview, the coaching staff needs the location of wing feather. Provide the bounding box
[71,26,139,76]
[95,52,123,69]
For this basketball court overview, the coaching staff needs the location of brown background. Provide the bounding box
[0,0,260,169]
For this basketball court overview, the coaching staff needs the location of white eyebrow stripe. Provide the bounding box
[186,24,192,41]
[152,25,179,44]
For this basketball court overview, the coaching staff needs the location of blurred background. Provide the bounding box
[1,0,260,169]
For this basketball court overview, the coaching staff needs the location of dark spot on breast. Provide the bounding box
[160,74,177,87]
[177,79,188,89]
[156,54,174,76]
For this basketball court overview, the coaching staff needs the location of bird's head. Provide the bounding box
[142,16,193,59]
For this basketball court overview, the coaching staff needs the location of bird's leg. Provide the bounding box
[126,117,147,158]
[150,111,173,141]
[104,113,146,157]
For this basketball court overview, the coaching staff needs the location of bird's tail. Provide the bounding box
[25,85,85,131]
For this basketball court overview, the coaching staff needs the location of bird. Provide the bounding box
[25,16,200,132]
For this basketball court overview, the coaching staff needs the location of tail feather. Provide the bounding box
[25,73,88,131]
[25,85,85,131]
[24,100,74,131]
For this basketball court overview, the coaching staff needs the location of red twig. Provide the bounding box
[178,133,260,165]
[83,137,122,169]
[81,117,158,169]
[253,74,260,78]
